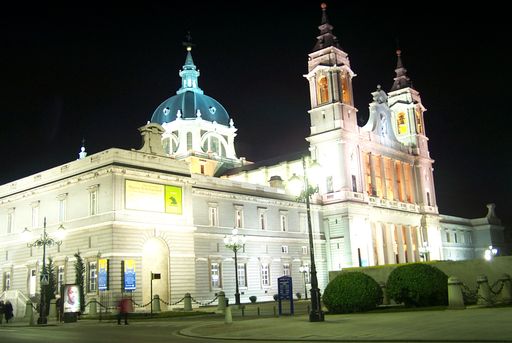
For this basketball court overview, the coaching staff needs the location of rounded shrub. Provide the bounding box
[322,272,383,313]
[386,263,448,307]
[249,295,257,303]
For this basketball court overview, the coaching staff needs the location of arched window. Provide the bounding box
[317,76,329,104]
[397,112,407,134]
[415,109,423,134]
[201,134,228,157]
[341,72,351,104]
[186,132,193,151]
[162,135,179,154]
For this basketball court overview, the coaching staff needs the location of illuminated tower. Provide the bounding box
[304,3,360,195]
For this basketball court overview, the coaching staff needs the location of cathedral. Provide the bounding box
[0,5,505,316]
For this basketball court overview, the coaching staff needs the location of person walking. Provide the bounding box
[117,297,131,325]
[4,301,13,323]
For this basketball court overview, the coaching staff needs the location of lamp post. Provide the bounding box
[298,265,309,300]
[484,245,498,261]
[224,228,246,306]
[289,156,324,322]
[22,217,65,325]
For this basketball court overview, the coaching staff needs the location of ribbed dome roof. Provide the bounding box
[150,48,231,127]
[151,91,230,126]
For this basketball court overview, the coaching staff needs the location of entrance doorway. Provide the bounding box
[142,238,169,306]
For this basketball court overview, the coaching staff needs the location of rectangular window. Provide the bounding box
[299,213,307,233]
[59,199,66,222]
[261,264,270,287]
[280,212,288,232]
[303,263,311,283]
[32,205,39,228]
[58,266,65,294]
[210,262,221,289]
[234,206,244,228]
[283,263,290,276]
[281,245,289,254]
[454,232,458,244]
[7,210,14,234]
[29,269,37,296]
[351,175,357,192]
[445,231,451,243]
[90,190,98,216]
[302,246,308,255]
[258,208,267,230]
[209,206,218,226]
[326,176,333,193]
[237,263,247,288]
[427,191,431,206]
[88,261,97,292]
[4,272,11,291]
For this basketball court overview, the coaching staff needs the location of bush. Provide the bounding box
[249,295,257,303]
[322,272,383,313]
[386,263,448,307]
[295,292,302,300]
[273,294,278,301]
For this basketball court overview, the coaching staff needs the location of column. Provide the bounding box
[375,222,386,265]
[412,226,421,261]
[369,153,376,196]
[379,156,387,199]
[384,223,395,264]
[405,225,414,262]
[391,160,399,201]
[400,162,407,202]
[396,224,406,263]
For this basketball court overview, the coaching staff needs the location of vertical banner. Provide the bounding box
[98,259,109,291]
[123,259,136,291]
[165,185,182,214]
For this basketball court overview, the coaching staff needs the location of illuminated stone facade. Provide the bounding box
[0,6,505,316]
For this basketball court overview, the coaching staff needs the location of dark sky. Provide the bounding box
[1,2,510,226]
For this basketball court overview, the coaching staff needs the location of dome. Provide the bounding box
[151,90,230,126]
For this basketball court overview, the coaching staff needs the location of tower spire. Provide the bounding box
[312,3,340,52]
[390,49,412,91]
[177,32,203,95]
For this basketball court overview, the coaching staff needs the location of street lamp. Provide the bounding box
[288,156,325,322]
[23,217,65,324]
[484,245,498,261]
[224,228,246,306]
[298,265,309,300]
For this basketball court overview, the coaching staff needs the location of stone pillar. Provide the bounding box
[184,293,192,311]
[24,301,34,322]
[375,223,385,265]
[49,299,58,320]
[498,274,512,304]
[384,224,395,264]
[448,277,465,309]
[400,162,407,202]
[217,291,226,313]
[405,226,414,262]
[153,295,161,312]
[369,153,376,196]
[396,225,406,263]
[391,160,399,200]
[477,275,492,306]
[380,282,389,305]
[224,306,232,324]
[88,298,97,316]
[380,156,387,198]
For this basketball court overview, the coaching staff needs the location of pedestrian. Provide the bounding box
[4,300,13,323]
[0,300,5,324]
[117,297,131,325]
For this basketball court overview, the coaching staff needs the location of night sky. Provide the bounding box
[1,2,510,227]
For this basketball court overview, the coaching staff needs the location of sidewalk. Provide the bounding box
[179,306,512,342]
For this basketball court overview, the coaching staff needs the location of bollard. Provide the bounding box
[447,276,465,309]
[476,275,492,306]
[49,299,58,320]
[89,298,97,316]
[257,306,260,316]
[217,291,226,313]
[153,295,161,313]
[184,293,192,311]
[380,282,390,305]
[224,305,232,324]
[498,274,512,304]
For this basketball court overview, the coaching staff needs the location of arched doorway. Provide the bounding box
[142,238,169,306]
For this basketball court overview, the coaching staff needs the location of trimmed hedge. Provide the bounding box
[322,272,383,313]
[386,263,448,307]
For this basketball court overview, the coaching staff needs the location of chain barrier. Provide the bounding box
[489,279,505,296]
[459,277,508,305]
[159,296,185,306]
[190,295,218,307]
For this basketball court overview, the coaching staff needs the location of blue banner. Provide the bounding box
[98,259,108,291]
[124,260,136,291]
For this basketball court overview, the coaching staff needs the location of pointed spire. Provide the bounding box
[390,49,412,91]
[313,3,341,52]
[78,138,87,159]
[177,32,203,95]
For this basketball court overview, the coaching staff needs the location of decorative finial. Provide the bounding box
[321,3,327,9]
[396,49,402,57]
[183,31,195,52]
[78,138,87,159]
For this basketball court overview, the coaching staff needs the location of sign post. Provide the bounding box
[277,276,294,316]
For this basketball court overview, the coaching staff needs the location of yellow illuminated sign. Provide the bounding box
[125,180,182,214]
[165,185,182,215]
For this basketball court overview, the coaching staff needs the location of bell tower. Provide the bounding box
[305,3,359,195]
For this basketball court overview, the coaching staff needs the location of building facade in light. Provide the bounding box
[0,5,505,315]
